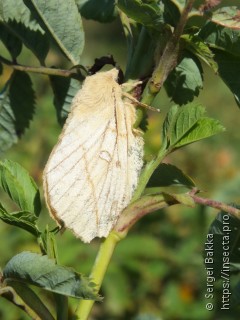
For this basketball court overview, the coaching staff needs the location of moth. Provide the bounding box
[43,68,144,243]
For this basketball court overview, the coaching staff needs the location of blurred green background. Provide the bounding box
[0,16,240,320]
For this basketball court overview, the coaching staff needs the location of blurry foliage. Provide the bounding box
[0,1,240,320]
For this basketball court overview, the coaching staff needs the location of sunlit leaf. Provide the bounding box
[0,159,41,216]
[162,103,225,150]
[174,117,225,148]
[29,0,84,64]
[3,252,101,300]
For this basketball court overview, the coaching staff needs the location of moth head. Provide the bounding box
[83,68,120,91]
[100,68,119,83]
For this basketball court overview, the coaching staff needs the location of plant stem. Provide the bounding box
[132,147,167,202]
[189,192,240,218]
[149,0,195,94]
[0,55,83,78]
[76,231,123,320]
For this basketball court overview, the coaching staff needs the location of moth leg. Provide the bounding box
[121,81,142,89]
[122,92,160,112]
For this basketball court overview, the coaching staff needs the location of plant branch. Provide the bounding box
[0,55,84,78]
[141,0,195,106]
[189,189,240,218]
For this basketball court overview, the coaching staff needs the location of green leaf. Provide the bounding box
[181,34,218,71]
[208,7,240,30]
[117,0,164,30]
[147,163,195,188]
[29,0,84,65]
[212,50,240,106]
[0,24,22,59]
[0,0,49,63]
[0,285,54,320]
[0,71,35,152]
[0,207,40,236]
[76,0,117,23]
[164,54,203,105]
[50,76,81,126]
[161,104,179,144]
[199,22,240,58]
[160,0,180,27]
[0,159,41,216]
[3,21,49,63]
[162,103,225,150]
[2,282,55,320]
[174,117,225,148]
[0,0,44,31]
[167,0,185,13]
[3,252,101,300]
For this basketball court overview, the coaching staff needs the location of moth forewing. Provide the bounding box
[43,68,144,243]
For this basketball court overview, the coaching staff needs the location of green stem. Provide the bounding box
[0,55,83,78]
[76,231,123,320]
[132,147,167,202]
[149,0,195,93]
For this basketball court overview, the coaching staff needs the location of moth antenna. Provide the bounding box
[122,92,160,112]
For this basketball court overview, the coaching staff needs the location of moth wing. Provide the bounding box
[43,71,143,242]
[43,70,143,242]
